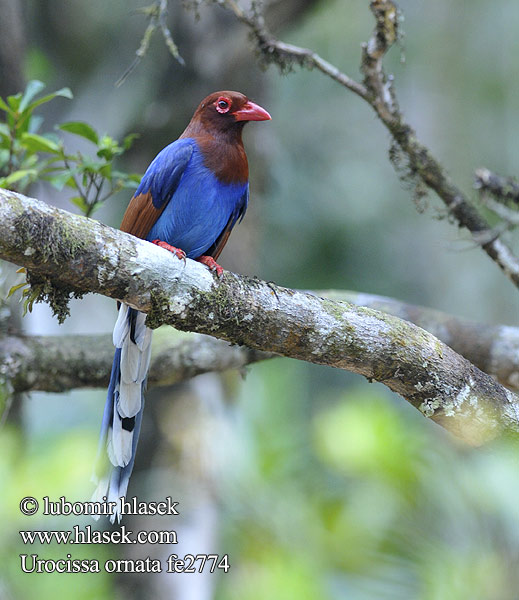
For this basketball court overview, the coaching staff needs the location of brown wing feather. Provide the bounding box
[120,192,166,240]
[204,215,235,260]
[211,229,232,261]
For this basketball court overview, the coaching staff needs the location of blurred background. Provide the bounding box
[1,0,519,598]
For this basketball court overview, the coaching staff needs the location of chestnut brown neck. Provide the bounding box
[181,122,249,185]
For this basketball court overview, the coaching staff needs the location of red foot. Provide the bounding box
[197,255,224,278]
[152,240,186,261]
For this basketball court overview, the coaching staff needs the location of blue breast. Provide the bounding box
[145,140,248,258]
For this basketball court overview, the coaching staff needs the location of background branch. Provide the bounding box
[475,167,519,204]
[0,330,269,393]
[1,188,519,445]
[2,291,519,393]
[216,0,519,289]
[323,291,519,391]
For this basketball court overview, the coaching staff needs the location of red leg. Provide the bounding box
[151,239,186,261]
[197,255,224,278]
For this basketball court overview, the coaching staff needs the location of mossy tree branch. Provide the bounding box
[1,188,519,445]
[0,329,270,393]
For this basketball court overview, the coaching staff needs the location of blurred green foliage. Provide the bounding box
[0,80,140,216]
[3,368,519,599]
[215,360,519,600]
[0,425,113,599]
[0,79,142,319]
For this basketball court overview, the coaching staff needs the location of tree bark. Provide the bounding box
[2,293,519,393]
[0,329,269,393]
[1,188,519,445]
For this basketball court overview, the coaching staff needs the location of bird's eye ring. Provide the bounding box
[216,97,231,113]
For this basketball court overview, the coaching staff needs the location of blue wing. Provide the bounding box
[135,138,195,210]
[120,139,195,239]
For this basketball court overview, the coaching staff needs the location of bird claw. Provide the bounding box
[197,255,224,278]
[151,239,186,261]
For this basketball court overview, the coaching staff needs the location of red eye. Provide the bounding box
[216,97,231,113]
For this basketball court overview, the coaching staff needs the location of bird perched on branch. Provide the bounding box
[91,91,271,522]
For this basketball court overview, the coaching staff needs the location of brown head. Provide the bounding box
[181,91,271,141]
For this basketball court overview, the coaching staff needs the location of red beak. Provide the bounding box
[234,100,271,122]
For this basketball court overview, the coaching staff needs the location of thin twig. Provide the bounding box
[214,0,519,289]
[475,167,519,204]
[483,199,519,226]
[116,0,184,87]
[159,0,185,66]
[219,0,368,99]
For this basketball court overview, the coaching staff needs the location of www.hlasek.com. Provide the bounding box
[18,496,230,574]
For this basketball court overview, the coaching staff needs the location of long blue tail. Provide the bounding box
[91,305,152,523]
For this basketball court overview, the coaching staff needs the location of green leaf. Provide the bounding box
[112,171,140,189]
[7,93,22,112]
[27,87,73,112]
[97,148,115,160]
[76,156,101,172]
[15,85,71,136]
[47,171,76,191]
[22,286,41,316]
[3,169,38,186]
[18,80,46,113]
[21,133,61,154]
[0,149,9,168]
[99,163,112,178]
[29,114,44,134]
[7,282,28,299]
[96,135,123,161]
[0,96,10,112]
[123,133,139,150]
[19,153,39,169]
[58,121,99,144]
[69,196,89,214]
